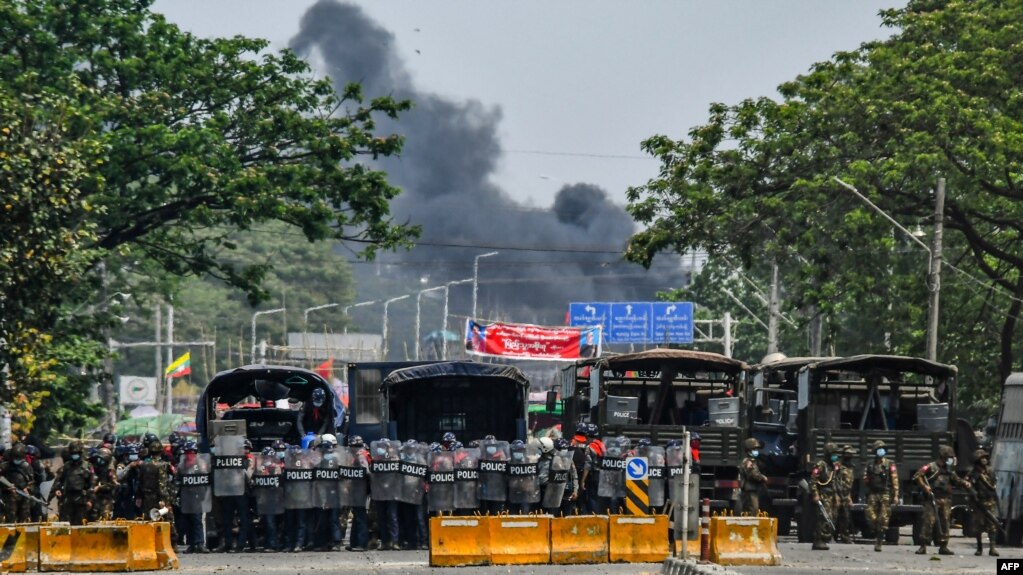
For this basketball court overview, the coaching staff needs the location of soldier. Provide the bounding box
[50,441,95,525]
[834,445,856,544]
[809,442,841,550]
[1,442,35,523]
[138,441,174,528]
[913,444,970,555]
[969,448,999,557]
[26,444,50,522]
[90,447,118,521]
[863,439,898,552]
[737,438,766,516]
[178,440,212,554]
[114,443,142,519]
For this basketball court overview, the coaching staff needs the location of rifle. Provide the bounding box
[798,477,837,533]
[967,486,1006,537]
[0,476,48,507]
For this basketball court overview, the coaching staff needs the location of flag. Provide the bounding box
[315,358,334,381]
[165,352,191,379]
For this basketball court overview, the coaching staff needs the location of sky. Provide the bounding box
[149,1,906,348]
[152,1,902,208]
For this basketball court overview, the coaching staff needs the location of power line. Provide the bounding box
[505,149,657,161]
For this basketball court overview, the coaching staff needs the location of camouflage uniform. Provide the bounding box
[50,441,96,525]
[1,443,35,523]
[969,449,999,557]
[834,445,856,544]
[737,438,766,516]
[138,442,173,520]
[863,439,898,552]
[913,444,969,555]
[90,448,118,521]
[809,442,841,550]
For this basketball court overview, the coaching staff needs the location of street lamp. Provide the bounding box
[251,307,286,364]
[382,295,410,360]
[416,286,445,360]
[303,303,340,361]
[342,300,378,334]
[834,176,945,361]
[442,279,474,360]
[472,251,499,320]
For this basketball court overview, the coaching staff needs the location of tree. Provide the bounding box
[0,0,417,436]
[626,0,1023,418]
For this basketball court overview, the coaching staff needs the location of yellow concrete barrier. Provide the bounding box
[488,515,551,565]
[708,516,781,566]
[68,524,132,572]
[0,524,30,572]
[151,521,179,570]
[39,524,71,572]
[608,514,669,563]
[429,516,490,567]
[550,515,608,564]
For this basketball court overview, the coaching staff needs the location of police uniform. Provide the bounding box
[863,439,898,552]
[913,444,969,555]
[809,443,841,550]
[737,438,766,516]
[969,449,999,556]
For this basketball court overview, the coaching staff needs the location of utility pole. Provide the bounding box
[927,178,945,362]
[165,304,174,414]
[767,260,780,354]
[154,304,163,411]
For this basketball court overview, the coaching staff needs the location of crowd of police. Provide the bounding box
[736,437,1002,557]
[0,421,699,555]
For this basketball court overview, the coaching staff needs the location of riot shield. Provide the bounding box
[541,450,573,509]
[251,453,284,516]
[335,448,354,507]
[598,437,627,498]
[397,443,430,505]
[508,445,540,505]
[478,440,509,502]
[453,447,480,510]
[666,444,686,503]
[369,440,401,502]
[313,447,341,509]
[212,435,248,497]
[177,453,212,514]
[345,447,370,508]
[284,449,315,510]
[640,445,667,508]
[428,450,455,513]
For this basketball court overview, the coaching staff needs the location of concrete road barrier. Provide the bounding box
[429,516,490,567]
[609,514,670,563]
[707,516,781,566]
[489,515,551,565]
[550,515,609,564]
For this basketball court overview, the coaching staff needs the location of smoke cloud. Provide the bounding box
[290,1,686,347]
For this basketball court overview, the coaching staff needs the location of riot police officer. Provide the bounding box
[50,441,95,525]
[344,435,371,552]
[507,439,540,514]
[580,424,606,514]
[177,441,212,553]
[369,439,401,550]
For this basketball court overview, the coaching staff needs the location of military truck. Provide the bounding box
[560,348,749,505]
[991,372,1023,546]
[752,354,969,543]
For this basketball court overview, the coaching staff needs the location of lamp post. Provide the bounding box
[342,300,378,334]
[472,251,499,320]
[303,303,339,361]
[251,307,286,363]
[834,176,945,361]
[382,295,410,360]
[416,286,445,360]
[443,279,474,360]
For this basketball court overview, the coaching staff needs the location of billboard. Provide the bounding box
[119,375,158,406]
[466,319,602,361]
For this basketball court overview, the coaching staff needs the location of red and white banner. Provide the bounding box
[465,319,601,361]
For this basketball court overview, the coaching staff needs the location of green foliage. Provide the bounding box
[0,0,416,436]
[627,0,1023,417]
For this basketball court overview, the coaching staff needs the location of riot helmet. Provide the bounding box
[554,438,570,451]
[510,439,526,461]
[537,437,555,455]
[483,434,496,441]
[637,438,652,449]
[442,432,457,449]
[468,440,480,448]
[149,441,163,456]
[348,435,364,448]
[311,388,326,408]
[261,446,275,457]
[450,440,463,451]
[95,447,112,466]
[665,439,683,450]
[183,440,198,453]
[586,423,600,438]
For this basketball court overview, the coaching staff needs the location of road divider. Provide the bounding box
[0,521,177,572]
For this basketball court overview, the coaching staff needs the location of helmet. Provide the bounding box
[637,438,652,448]
[321,434,338,446]
[938,444,956,459]
[974,448,990,463]
[871,439,886,450]
[149,441,163,456]
[97,447,112,460]
[348,435,364,448]
[168,432,181,445]
[742,438,761,452]
[842,445,856,457]
[617,436,631,448]
[126,445,140,457]
[450,441,463,451]
[554,438,570,451]
[143,433,158,446]
[25,445,38,457]
[261,446,275,457]
[824,442,838,455]
[102,433,118,445]
[442,432,457,446]
[574,422,589,436]
[510,439,526,450]
[272,439,288,451]
[537,437,555,454]
[587,423,599,438]
[468,440,480,448]
[690,432,701,442]
[183,441,198,453]
[666,439,683,449]
[311,388,326,407]
[402,439,417,448]
[8,443,26,459]
[483,435,496,441]
[429,443,443,453]
[67,441,84,455]
[243,439,253,451]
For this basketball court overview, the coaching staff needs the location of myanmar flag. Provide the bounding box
[165,352,192,379]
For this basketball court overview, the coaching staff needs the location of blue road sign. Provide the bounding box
[625,457,649,481]
[651,302,694,344]
[608,302,651,344]
[568,302,611,335]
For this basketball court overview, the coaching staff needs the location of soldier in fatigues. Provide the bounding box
[863,439,898,552]
[969,448,999,557]
[834,445,856,544]
[913,444,970,556]
[50,441,95,525]
[138,442,174,530]
[1,442,35,523]
[809,442,841,550]
[737,438,766,516]
[90,447,118,521]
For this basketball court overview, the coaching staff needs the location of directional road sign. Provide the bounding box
[568,302,611,335]
[625,456,649,481]
[651,301,694,344]
[609,302,651,344]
